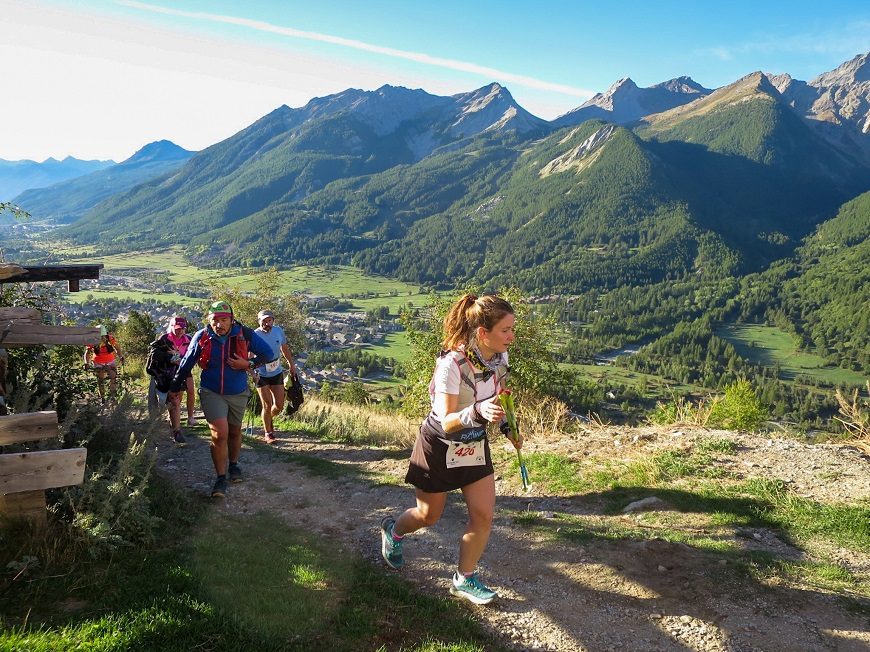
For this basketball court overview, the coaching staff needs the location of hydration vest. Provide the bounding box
[197,324,253,369]
[430,350,510,411]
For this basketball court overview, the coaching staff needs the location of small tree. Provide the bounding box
[398,288,568,418]
[338,381,370,406]
[708,379,767,431]
[204,268,306,353]
[116,310,157,359]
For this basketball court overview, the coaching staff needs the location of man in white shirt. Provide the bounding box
[254,310,297,444]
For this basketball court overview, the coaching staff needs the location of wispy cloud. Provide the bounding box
[119,1,593,98]
[697,20,870,62]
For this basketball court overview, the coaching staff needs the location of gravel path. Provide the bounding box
[156,423,870,652]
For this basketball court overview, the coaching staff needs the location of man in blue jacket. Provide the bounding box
[171,301,276,498]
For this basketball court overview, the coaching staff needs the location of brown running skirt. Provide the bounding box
[405,426,494,493]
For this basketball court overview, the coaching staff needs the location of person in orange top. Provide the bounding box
[84,326,124,401]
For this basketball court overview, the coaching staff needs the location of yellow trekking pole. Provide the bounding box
[498,389,530,491]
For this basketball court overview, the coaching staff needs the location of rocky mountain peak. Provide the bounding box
[655,76,710,94]
[606,77,639,94]
[553,74,710,128]
[811,52,870,87]
[447,83,546,137]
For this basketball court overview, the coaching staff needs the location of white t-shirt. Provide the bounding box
[255,325,286,377]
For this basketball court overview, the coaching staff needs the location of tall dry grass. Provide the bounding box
[294,391,573,447]
[295,396,418,447]
[513,390,571,441]
[835,380,870,453]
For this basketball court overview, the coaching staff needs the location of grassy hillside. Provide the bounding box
[732,190,870,372]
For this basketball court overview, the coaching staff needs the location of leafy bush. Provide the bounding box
[57,433,160,557]
[399,288,589,418]
[708,379,768,431]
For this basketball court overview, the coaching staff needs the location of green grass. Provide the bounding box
[63,246,220,283]
[66,289,198,304]
[0,500,503,651]
[511,511,866,596]
[368,331,413,364]
[508,443,869,554]
[558,362,705,397]
[716,323,867,387]
[59,246,435,312]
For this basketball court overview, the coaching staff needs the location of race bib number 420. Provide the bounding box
[444,439,485,468]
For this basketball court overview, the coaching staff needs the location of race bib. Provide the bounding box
[443,439,486,468]
[264,359,281,373]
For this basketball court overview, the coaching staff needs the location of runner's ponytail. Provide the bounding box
[441,294,514,352]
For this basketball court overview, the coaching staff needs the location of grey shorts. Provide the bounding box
[199,388,250,426]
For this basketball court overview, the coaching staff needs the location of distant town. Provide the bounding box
[65,274,403,392]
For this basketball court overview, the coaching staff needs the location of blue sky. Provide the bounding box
[2,0,868,161]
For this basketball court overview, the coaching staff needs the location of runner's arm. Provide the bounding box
[434,393,504,434]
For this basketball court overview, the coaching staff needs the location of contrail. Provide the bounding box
[119,0,592,97]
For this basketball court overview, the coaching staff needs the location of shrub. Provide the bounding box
[647,393,717,426]
[57,433,160,557]
[399,288,576,419]
[708,379,767,431]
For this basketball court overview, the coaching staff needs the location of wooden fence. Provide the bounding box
[0,263,103,525]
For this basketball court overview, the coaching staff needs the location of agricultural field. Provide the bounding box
[563,362,706,398]
[65,289,197,305]
[717,324,867,387]
[58,246,433,312]
[366,331,412,364]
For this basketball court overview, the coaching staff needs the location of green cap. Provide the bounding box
[208,301,233,317]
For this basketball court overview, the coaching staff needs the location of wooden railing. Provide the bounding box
[0,412,87,526]
[0,262,103,525]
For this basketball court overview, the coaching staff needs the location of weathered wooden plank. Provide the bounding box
[0,448,87,493]
[1,264,103,284]
[0,412,59,445]
[0,264,26,281]
[0,307,41,322]
[0,324,101,347]
[0,490,47,526]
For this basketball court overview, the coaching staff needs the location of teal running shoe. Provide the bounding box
[380,517,403,569]
[450,572,497,605]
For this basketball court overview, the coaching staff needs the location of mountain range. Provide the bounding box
[55,53,868,300]
[0,156,114,201]
[12,140,194,224]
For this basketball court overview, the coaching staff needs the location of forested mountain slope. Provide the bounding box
[61,84,545,247]
[54,61,870,299]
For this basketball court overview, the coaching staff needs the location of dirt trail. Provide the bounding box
[156,425,870,652]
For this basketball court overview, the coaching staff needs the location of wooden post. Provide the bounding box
[0,412,59,444]
[0,491,47,526]
[0,265,101,526]
[0,411,86,528]
[0,347,6,417]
